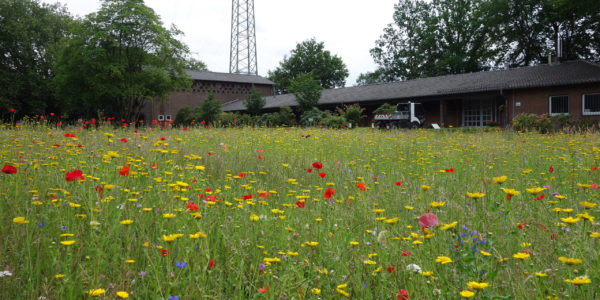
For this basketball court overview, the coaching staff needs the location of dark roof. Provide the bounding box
[222,60,600,111]
[185,70,274,85]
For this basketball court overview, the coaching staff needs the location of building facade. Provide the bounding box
[222,60,600,127]
[141,70,274,122]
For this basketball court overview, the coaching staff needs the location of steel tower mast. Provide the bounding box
[229,0,257,75]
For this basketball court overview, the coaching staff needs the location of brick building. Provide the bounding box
[222,60,600,127]
[141,70,274,122]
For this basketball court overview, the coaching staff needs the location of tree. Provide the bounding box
[54,0,191,121]
[196,91,222,125]
[288,73,323,113]
[370,0,496,82]
[0,0,71,118]
[243,85,265,115]
[268,38,348,93]
[183,56,208,71]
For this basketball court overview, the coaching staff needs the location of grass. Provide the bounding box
[0,122,599,299]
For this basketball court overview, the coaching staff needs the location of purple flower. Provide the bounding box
[138,270,147,276]
[169,296,179,300]
[176,261,187,269]
[259,264,265,271]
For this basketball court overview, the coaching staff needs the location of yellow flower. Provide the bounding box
[189,232,207,239]
[60,240,75,246]
[501,188,521,196]
[576,212,594,222]
[436,256,452,264]
[422,271,433,277]
[460,290,475,298]
[124,259,135,264]
[466,192,485,198]
[479,250,492,256]
[467,281,489,291]
[429,201,446,208]
[579,201,597,209]
[536,272,548,277]
[558,257,582,265]
[54,274,65,279]
[311,288,321,295]
[404,206,414,210]
[116,291,129,298]
[564,276,591,285]
[513,252,530,259]
[349,241,359,246]
[526,187,546,195]
[441,221,458,230]
[577,183,591,189]
[383,217,399,224]
[305,241,319,247]
[163,213,176,219]
[13,216,29,224]
[162,234,182,242]
[120,219,133,225]
[589,232,600,239]
[363,260,377,265]
[104,184,115,190]
[249,214,259,221]
[560,216,581,224]
[492,176,507,183]
[372,208,385,213]
[420,185,431,190]
[88,288,106,296]
[336,284,349,297]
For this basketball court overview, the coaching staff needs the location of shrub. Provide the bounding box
[512,113,552,133]
[321,114,346,128]
[174,106,194,126]
[300,107,325,126]
[336,104,365,127]
[373,103,396,115]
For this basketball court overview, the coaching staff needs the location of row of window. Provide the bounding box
[157,115,172,121]
[549,94,600,115]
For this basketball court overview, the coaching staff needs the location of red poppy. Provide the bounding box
[1,165,17,174]
[258,285,269,294]
[312,161,323,169]
[9,108,15,113]
[592,165,597,171]
[243,194,252,200]
[387,266,395,273]
[444,167,454,173]
[160,249,169,256]
[549,165,554,173]
[64,133,76,137]
[258,192,271,197]
[238,172,247,178]
[356,183,366,191]
[324,188,335,199]
[208,259,216,269]
[401,250,411,256]
[306,168,313,173]
[151,163,157,169]
[119,166,130,176]
[395,181,402,186]
[397,289,409,300]
[257,155,263,159]
[120,138,127,143]
[418,213,438,228]
[65,170,84,181]
[296,201,305,208]
[186,201,199,211]
[318,172,326,178]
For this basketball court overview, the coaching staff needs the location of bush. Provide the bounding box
[336,104,365,127]
[373,103,396,115]
[197,92,222,125]
[300,107,325,126]
[322,114,346,128]
[277,106,295,126]
[174,106,194,126]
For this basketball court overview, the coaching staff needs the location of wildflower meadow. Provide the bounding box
[1,121,599,299]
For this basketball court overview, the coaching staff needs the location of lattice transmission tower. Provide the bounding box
[229,0,257,75]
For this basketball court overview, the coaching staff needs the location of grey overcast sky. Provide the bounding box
[40,0,399,86]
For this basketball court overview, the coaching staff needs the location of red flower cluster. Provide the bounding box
[2,165,17,174]
[65,170,84,181]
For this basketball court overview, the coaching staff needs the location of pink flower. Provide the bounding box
[418,213,438,228]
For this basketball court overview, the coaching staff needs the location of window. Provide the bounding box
[583,94,600,115]
[549,96,568,115]
[165,115,172,121]
[158,115,165,121]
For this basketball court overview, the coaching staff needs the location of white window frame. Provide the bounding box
[549,95,569,116]
[158,115,165,121]
[582,93,600,116]
[165,115,172,121]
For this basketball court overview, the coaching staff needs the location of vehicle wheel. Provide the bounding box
[410,122,420,129]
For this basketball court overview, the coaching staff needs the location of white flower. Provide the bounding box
[406,264,422,273]
[0,271,13,277]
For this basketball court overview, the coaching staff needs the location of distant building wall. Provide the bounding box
[141,81,272,122]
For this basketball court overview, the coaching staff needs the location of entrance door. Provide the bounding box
[462,99,495,127]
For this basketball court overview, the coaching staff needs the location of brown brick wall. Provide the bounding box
[508,83,600,122]
[141,81,273,122]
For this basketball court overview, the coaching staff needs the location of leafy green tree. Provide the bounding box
[196,91,222,125]
[336,104,365,126]
[373,103,397,115]
[268,38,348,93]
[289,73,323,113]
[370,0,496,81]
[0,0,71,117]
[243,85,266,115]
[184,56,208,71]
[54,0,191,121]
[174,106,194,126]
[277,106,295,126]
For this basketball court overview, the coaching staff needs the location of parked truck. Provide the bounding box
[372,102,425,129]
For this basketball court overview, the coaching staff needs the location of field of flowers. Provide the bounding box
[1,123,599,299]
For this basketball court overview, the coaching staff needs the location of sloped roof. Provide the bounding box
[185,70,274,85]
[222,60,600,111]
